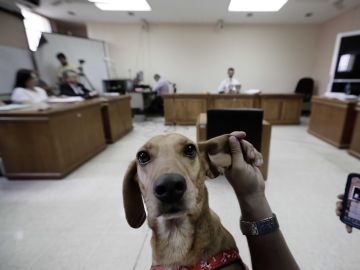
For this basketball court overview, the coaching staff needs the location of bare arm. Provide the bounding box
[224,132,300,270]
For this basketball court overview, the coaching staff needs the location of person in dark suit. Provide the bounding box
[59,70,98,98]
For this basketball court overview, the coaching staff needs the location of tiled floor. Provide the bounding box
[0,117,359,270]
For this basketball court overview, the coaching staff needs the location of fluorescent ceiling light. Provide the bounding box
[90,0,151,11]
[228,0,288,12]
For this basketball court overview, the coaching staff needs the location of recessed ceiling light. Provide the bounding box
[228,0,288,12]
[89,0,151,11]
[305,12,313,18]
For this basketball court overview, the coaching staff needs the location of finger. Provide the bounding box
[229,131,246,139]
[336,201,343,210]
[252,146,263,167]
[240,140,255,161]
[335,209,342,216]
[240,140,263,166]
[228,136,245,164]
[346,225,353,233]
[337,194,344,199]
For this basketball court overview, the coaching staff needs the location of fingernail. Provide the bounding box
[255,159,263,166]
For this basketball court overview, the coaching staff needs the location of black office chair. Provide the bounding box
[295,77,314,103]
[207,109,263,152]
[295,77,314,115]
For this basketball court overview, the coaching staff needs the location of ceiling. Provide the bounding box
[9,0,360,24]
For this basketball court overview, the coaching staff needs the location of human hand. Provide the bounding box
[89,91,99,97]
[224,131,264,201]
[224,131,271,220]
[336,194,353,233]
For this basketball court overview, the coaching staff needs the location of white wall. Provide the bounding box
[87,23,320,93]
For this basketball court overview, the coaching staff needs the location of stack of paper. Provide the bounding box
[47,97,84,103]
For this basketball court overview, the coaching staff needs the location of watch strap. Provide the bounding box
[240,213,279,236]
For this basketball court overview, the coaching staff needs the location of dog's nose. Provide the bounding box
[153,173,187,204]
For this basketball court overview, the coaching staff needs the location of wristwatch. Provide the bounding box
[240,214,279,236]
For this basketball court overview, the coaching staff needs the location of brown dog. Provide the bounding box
[123,133,261,269]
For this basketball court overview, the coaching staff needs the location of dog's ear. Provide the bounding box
[123,160,146,228]
[197,134,232,179]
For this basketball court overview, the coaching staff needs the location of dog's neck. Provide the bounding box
[149,191,237,267]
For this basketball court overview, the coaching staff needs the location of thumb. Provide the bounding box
[228,136,245,164]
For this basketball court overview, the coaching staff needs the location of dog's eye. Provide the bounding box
[183,144,197,158]
[137,151,151,165]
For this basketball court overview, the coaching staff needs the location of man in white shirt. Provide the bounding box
[217,67,240,94]
[147,74,170,114]
[153,74,170,96]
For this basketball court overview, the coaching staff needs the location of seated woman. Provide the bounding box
[11,69,48,104]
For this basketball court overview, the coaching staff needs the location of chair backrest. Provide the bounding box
[295,77,314,102]
[207,109,263,152]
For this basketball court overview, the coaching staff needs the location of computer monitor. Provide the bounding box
[103,79,134,94]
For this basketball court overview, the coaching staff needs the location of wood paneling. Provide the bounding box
[308,97,357,148]
[260,94,303,124]
[0,100,106,179]
[164,94,302,125]
[0,10,28,49]
[102,96,133,143]
[164,94,208,125]
[208,95,259,109]
[349,104,360,158]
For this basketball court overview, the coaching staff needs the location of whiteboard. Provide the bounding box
[0,45,34,95]
[34,33,109,92]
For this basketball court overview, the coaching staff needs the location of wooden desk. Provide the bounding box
[163,93,302,125]
[208,94,259,109]
[349,104,360,158]
[259,94,303,124]
[102,96,132,143]
[308,96,357,148]
[0,100,106,179]
[163,94,208,125]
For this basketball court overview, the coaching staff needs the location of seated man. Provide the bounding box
[60,70,98,98]
[148,74,169,114]
[153,74,169,95]
[217,67,240,94]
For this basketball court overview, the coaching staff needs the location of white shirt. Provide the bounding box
[69,83,85,95]
[11,87,48,104]
[217,77,240,93]
[153,79,170,95]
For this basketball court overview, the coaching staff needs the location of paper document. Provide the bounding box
[0,104,30,111]
[47,97,84,103]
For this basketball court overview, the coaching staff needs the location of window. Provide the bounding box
[20,6,52,51]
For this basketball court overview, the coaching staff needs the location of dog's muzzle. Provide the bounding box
[153,173,187,204]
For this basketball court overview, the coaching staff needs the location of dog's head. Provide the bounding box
[122,133,233,228]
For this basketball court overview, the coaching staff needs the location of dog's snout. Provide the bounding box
[153,174,187,204]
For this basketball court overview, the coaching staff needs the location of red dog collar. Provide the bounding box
[150,249,248,270]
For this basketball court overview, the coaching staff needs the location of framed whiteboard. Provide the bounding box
[34,33,109,92]
[0,45,34,95]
